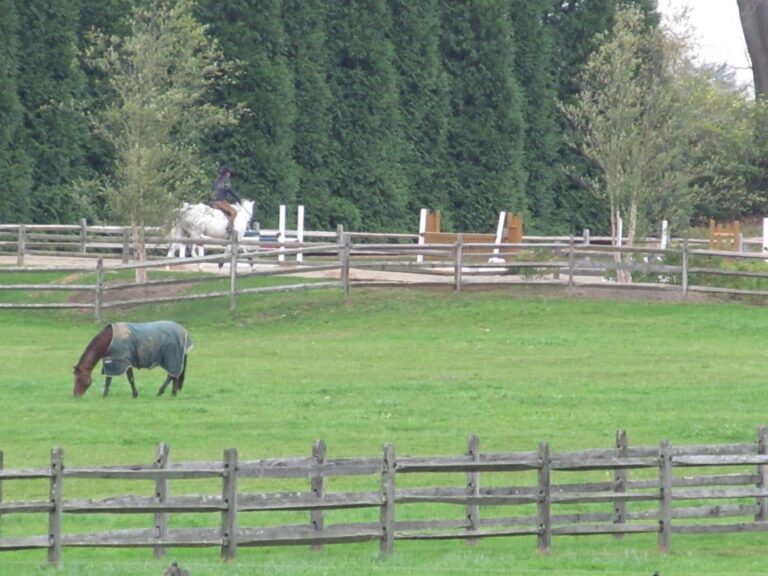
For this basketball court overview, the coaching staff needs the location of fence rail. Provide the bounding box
[2,428,768,564]
[4,223,768,317]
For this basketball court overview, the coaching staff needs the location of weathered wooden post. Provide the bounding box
[48,448,63,566]
[338,225,350,299]
[614,430,628,537]
[79,218,88,254]
[568,235,575,287]
[658,439,672,552]
[380,444,396,555]
[537,442,551,555]
[466,434,480,545]
[454,235,463,292]
[0,450,3,536]
[154,443,170,559]
[94,258,104,322]
[311,440,326,550]
[16,224,25,266]
[220,448,238,561]
[121,228,130,263]
[756,426,767,522]
[229,237,238,312]
[681,239,689,299]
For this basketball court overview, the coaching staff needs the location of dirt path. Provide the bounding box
[1,253,713,305]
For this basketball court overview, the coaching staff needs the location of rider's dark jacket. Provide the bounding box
[212,174,240,203]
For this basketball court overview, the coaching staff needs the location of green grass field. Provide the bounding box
[2,283,768,575]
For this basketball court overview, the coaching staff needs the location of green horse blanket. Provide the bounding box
[102,321,192,377]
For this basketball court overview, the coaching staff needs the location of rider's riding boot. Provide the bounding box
[226,219,234,234]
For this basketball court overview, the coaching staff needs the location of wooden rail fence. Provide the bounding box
[2,429,768,565]
[6,223,768,316]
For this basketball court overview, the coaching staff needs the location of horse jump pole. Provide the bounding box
[297,205,305,264]
[278,205,286,263]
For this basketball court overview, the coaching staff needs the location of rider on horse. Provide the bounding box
[211,165,241,233]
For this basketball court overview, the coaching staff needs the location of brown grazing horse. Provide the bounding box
[73,322,192,398]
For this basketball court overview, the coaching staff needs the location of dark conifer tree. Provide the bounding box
[0,0,31,222]
[325,0,409,231]
[441,0,527,232]
[509,0,560,234]
[389,0,451,224]
[282,0,336,230]
[197,0,299,226]
[16,0,91,223]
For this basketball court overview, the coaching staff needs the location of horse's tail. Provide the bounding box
[177,354,188,391]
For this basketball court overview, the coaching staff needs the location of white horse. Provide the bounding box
[167,200,255,259]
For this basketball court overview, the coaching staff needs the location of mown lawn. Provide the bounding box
[1,284,768,575]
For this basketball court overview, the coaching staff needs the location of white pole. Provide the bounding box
[763,218,768,253]
[297,205,305,263]
[278,204,286,263]
[489,211,506,263]
[417,208,427,264]
[661,220,669,249]
[617,215,623,247]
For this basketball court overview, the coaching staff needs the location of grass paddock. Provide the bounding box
[1,285,767,575]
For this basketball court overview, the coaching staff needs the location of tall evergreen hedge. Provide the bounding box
[3,0,663,236]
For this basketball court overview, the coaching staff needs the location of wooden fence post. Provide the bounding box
[756,426,767,522]
[94,258,104,322]
[16,224,25,266]
[229,237,238,312]
[338,226,350,299]
[311,439,326,550]
[79,218,88,254]
[380,444,396,555]
[658,439,672,553]
[681,239,689,298]
[454,235,463,293]
[48,448,63,566]
[0,450,3,536]
[537,442,551,555]
[121,228,130,263]
[466,434,480,545]
[221,448,238,561]
[614,430,628,537]
[568,235,575,287]
[154,443,170,559]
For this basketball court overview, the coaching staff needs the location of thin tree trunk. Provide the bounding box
[131,219,148,284]
[738,0,768,97]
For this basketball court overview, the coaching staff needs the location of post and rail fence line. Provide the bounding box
[2,429,768,565]
[5,222,768,318]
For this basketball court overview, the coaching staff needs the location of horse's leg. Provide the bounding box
[158,374,173,396]
[103,376,112,397]
[126,368,139,398]
[177,355,187,392]
[171,356,188,396]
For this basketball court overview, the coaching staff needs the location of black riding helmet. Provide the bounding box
[219,165,232,176]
